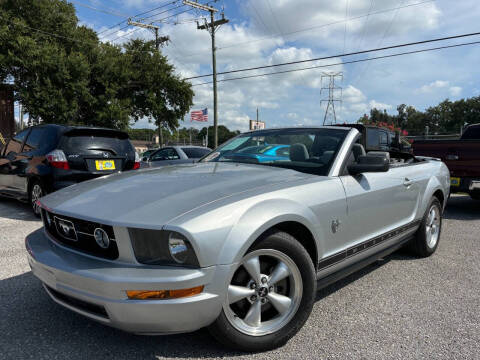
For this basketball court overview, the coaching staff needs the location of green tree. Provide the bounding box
[123,39,193,132]
[199,125,240,147]
[0,0,193,130]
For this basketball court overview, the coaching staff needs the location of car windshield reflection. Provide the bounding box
[201,128,348,175]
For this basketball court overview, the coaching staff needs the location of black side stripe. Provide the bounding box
[318,220,421,271]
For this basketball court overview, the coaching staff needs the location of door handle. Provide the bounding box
[446,154,458,160]
[403,178,414,187]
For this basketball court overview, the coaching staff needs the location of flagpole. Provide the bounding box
[206,126,209,148]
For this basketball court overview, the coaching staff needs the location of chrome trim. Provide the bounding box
[53,216,78,242]
[469,180,480,191]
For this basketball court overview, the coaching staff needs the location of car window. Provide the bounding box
[461,125,480,139]
[151,148,180,161]
[366,128,379,148]
[4,129,29,156]
[181,147,211,158]
[201,128,348,176]
[23,127,58,152]
[380,131,388,146]
[59,129,134,155]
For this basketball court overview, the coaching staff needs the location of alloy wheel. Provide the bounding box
[224,249,303,336]
[31,184,43,215]
[425,204,440,248]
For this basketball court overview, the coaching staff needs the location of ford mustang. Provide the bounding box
[25,126,450,351]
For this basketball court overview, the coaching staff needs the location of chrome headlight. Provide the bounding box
[129,229,199,267]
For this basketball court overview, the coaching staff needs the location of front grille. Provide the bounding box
[41,209,119,260]
[45,285,109,319]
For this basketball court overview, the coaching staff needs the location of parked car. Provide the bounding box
[26,126,449,351]
[222,144,290,163]
[0,124,140,215]
[412,123,480,200]
[141,145,211,168]
[140,149,157,159]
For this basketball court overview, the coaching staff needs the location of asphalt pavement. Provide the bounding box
[0,195,479,359]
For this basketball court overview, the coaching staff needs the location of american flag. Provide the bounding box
[190,108,208,122]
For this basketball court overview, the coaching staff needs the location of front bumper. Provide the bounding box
[25,228,233,334]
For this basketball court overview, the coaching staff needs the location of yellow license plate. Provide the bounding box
[450,177,460,187]
[95,160,115,171]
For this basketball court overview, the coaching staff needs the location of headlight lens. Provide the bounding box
[168,232,189,263]
[129,228,199,267]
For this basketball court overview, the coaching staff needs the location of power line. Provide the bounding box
[189,39,480,86]
[266,0,283,38]
[248,1,272,34]
[97,1,178,38]
[353,0,405,86]
[107,5,192,43]
[218,0,434,51]
[180,0,434,57]
[356,0,375,52]
[69,0,130,18]
[185,30,480,80]
[342,0,349,53]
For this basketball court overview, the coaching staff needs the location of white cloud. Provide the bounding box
[343,85,366,103]
[84,0,477,132]
[449,86,462,97]
[368,100,392,110]
[416,80,450,94]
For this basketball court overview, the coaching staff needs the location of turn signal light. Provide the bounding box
[126,286,204,300]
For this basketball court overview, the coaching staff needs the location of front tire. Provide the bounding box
[208,230,316,351]
[408,197,442,257]
[29,180,45,217]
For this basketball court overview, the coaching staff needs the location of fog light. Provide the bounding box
[168,232,189,264]
[126,286,204,300]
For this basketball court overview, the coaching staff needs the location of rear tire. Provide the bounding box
[208,230,316,352]
[408,197,442,257]
[29,179,45,217]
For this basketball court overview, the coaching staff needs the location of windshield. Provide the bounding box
[201,128,348,175]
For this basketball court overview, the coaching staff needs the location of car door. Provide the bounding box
[0,129,30,195]
[339,162,420,247]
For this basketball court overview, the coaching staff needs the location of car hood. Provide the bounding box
[40,162,310,227]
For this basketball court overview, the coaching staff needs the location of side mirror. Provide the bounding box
[348,154,389,175]
[142,156,148,162]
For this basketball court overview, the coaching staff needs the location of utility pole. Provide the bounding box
[127,18,169,147]
[320,72,343,125]
[183,0,228,148]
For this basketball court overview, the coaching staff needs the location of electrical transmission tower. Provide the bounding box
[320,72,343,125]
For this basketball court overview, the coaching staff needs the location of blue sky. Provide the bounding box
[61,0,480,131]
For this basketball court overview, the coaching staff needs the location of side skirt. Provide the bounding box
[316,236,412,290]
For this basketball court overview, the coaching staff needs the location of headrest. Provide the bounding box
[290,143,309,162]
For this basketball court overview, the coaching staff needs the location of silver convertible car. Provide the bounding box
[25,126,449,351]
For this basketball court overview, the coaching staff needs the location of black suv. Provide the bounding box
[0,124,140,215]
